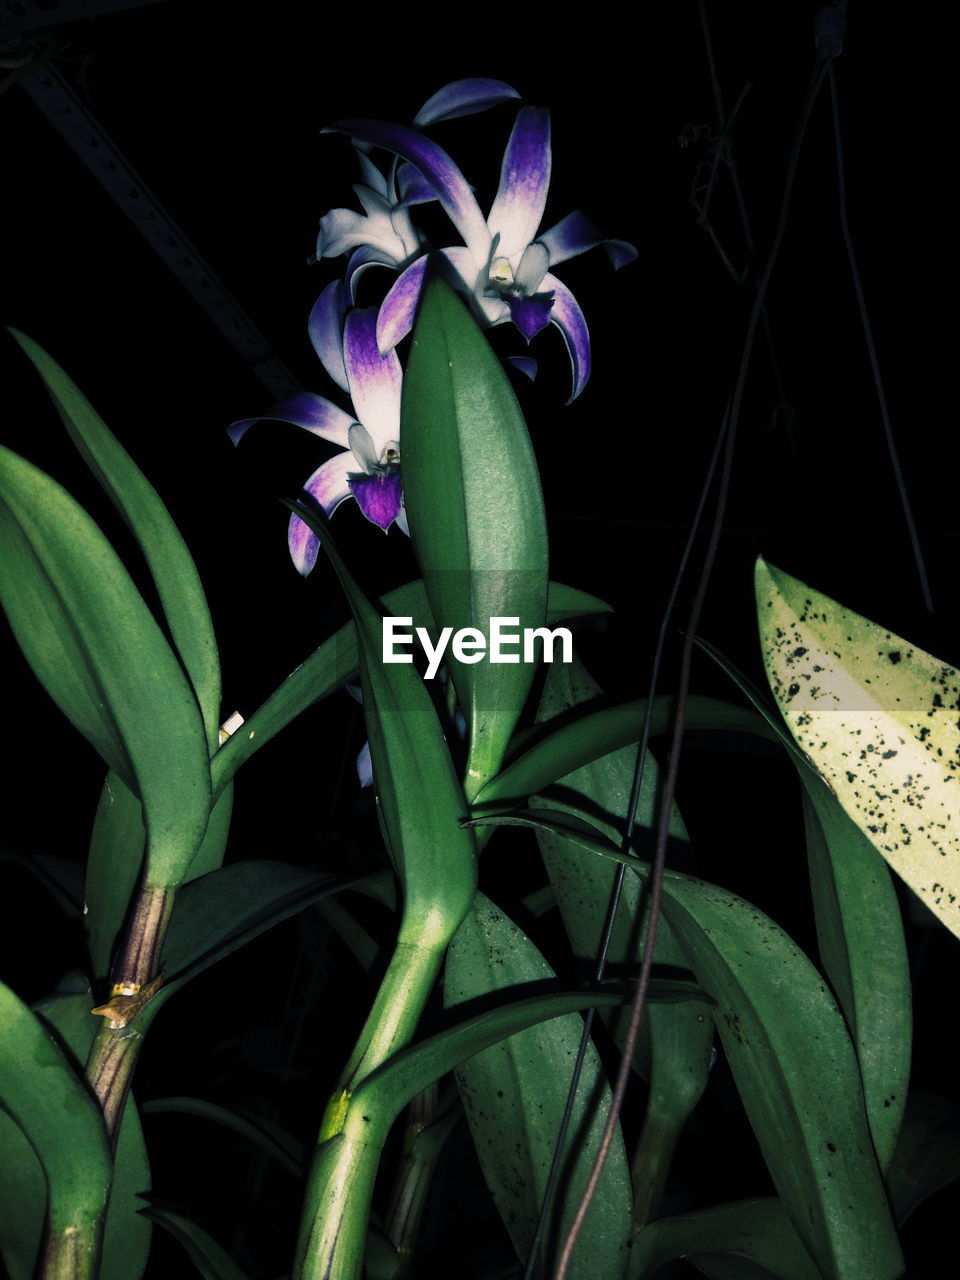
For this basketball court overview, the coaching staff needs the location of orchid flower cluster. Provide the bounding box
[230,78,637,573]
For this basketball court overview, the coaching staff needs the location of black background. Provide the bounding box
[2,3,957,1277]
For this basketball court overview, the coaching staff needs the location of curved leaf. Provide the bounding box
[0,980,113,1274]
[442,893,631,1278]
[142,1207,250,1280]
[698,636,912,1172]
[630,1198,820,1280]
[402,276,549,798]
[755,557,959,937]
[8,328,222,749]
[209,578,605,800]
[0,446,211,890]
[143,1097,304,1178]
[286,503,476,948]
[659,867,904,1278]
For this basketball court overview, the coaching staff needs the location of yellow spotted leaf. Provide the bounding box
[756,558,959,937]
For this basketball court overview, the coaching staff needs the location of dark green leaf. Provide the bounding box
[142,1097,304,1178]
[141,1207,250,1280]
[0,847,84,918]
[658,868,904,1278]
[402,277,549,798]
[698,636,911,1171]
[208,579,602,801]
[442,893,632,1278]
[286,503,476,947]
[630,1198,820,1280]
[0,980,112,1270]
[8,329,222,749]
[885,1091,960,1225]
[0,446,211,890]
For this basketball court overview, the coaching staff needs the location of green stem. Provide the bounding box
[85,881,174,1144]
[294,935,447,1280]
[37,1216,104,1280]
[384,1086,461,1277]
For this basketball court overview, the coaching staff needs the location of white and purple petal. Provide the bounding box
[324,120,490,259]
[308,281,349,391]
[289,452,356,574]
[344,245,398,303]
[486,108,551,262]
[228,391,353,447]
[413,78,520,127]
[537,210,639,270]
[542,272,591,402]
[375,246,481,353]
[343,309,402,447]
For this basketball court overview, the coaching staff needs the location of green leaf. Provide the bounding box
[401,276,549,798]
[0,980,113,1274]
[0,446,211,890]
[885,1091,960,1225]
[142,1097,304,1178]
[8,328,222,750]
[32,988,152,1280]
[142,1207,250,1280]
[630,1198,820,1280]
[755,556,959,937]
[474,694,767,814]
[208,579,607,800]
[532,655,711,1228]
[657,867,904,1278]
[698,636,912,1172]
[150,861,357,1021]
[0,847,84,918]
[442,893,632,1279]
[350,987,628,1132]
[287,503,476,950]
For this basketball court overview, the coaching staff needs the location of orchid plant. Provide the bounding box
[1,70,958,1280]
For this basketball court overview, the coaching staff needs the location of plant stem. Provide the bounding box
[294,935,447,1280]
[384,1085,461,1276]
[85,881,174,1143]
[37,1219,104,1280]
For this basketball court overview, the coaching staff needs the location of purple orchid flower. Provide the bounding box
[323,106,637,400]
[229,286,405,574]
[315,79,521,300]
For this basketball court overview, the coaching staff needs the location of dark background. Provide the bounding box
[1,2,957,1277]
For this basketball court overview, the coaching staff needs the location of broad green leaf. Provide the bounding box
[442,893,632,1279]
[0,447,211,890]
[474,694,771,813]
[142,1097,304,1178]
[287,503,476,949]
[0,847,83,917]
[755,557,959,937]
[658,867,904,1278]
[141,1207,250,1280]
[32,989,152,1280]
[630,1198,820,1280]
[209,578,604,801]
[8,328,222,749]
[0,980,113,1275]
[885,1091,960,1225]
[350,987,628,1131]
[401,277,549,798]
[533,655,710,1228]
[698,637,912,1171]
[150,861,357,1021]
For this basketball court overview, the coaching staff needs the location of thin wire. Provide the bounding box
[554,56,830,1280]
[521,405,728,1280]
[825,53,935,613]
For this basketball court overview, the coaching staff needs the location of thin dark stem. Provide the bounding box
[826,54,934,613]
[554,57,830,1280]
